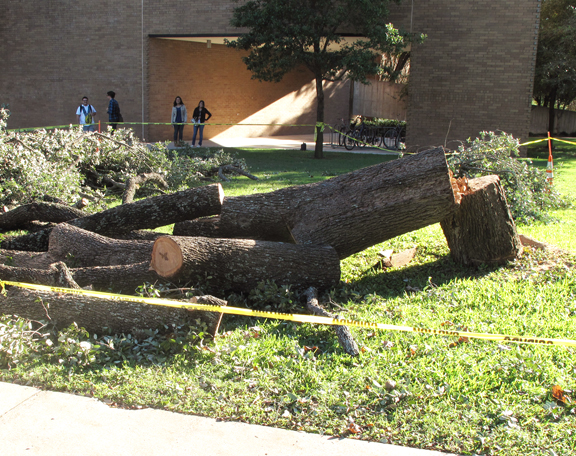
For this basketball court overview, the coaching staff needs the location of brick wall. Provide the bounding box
[403,0,540,152]
[0,0,540,152]
[0,1,144,133]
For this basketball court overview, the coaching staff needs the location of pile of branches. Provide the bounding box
[0,108,253,211]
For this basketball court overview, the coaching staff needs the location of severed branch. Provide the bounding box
[215,164,259,182]
[0,202,86,232]
[304,287,360,356]
[123,173,168,204]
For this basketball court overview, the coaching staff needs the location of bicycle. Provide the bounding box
[344,116,369,150]
[335,118,349,147]
[382,124,406,150]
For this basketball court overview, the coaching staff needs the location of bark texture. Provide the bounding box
[440,175,522,266]
[150,236,341,293]
[218,148,458,259]
[173,217,221,237]
[45,224,154,268]
[0,286,226,336]
[0,261,161,294]
[1,184,224,251]
[0,202,86,231]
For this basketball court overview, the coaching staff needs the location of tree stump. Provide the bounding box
[150,236,341,293]
[440,175,522,266]
[218,148,458,259]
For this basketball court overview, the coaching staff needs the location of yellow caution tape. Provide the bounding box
[1,280,574,347]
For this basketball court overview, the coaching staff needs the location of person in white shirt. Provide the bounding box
[76,96,97,132]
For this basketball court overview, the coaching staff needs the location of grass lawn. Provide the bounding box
[1,144,575,456]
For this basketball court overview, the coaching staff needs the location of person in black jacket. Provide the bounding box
[191,100,212,147]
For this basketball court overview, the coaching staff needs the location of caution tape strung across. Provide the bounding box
[1,281,574,348]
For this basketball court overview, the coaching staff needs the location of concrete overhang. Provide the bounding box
[148,34,373,50]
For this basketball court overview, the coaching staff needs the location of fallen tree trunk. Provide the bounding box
[218,148,458,259]
[173,216,221,237]
[1,225,154,269]
[1,184,224,251]
[150,236,341,293]
[0,261,163,294]
[304,287,359,356]
[0,262,81,289]
[0,202,86,231]
[0,285,226,336]
[440,175,522,266]
[46,224,154,268]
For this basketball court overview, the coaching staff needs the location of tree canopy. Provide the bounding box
[226,0,420,158]
[533,0,576,133]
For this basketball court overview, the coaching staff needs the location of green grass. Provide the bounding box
[2,146,576,456]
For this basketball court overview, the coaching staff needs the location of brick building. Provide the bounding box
[0,1,540,150]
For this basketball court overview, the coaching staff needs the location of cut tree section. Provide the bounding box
[150,236,341,293]
[218,148,458,259]
[441,175,522,266]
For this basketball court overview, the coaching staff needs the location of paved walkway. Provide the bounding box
[1,382,455,456]
[168,133,400,155]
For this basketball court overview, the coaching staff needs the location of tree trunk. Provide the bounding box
[1,184,224,251]
[0,261,161,294]
[0,262,81,289]
[440,175,522,266]
[314,75,325,159]
[0,285,226,336]
[150,236,340,293]
[0,202,86,231]
[70,261,163,293]
[173,216,221,237]
[219,148,458,259]
[548,88,557,136]
[304,287,359,356]
[45,224,154,268]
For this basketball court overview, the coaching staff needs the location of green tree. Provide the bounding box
[226,0,420,158]
[533,0,576,134]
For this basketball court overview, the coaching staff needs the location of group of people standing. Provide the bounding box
[76,93,212,147]
[76,91,121,132]
[172,97,212,147]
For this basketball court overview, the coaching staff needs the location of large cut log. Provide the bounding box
[0,262,81,289]
[0,202,86,232]
[218,148,458,259]
[173,216,221,237]
[1,184,224,251]
[0,285,226,336]
[440,175,522,266]
[150,236,340,293]
[1,225,154,269]
[304,287,359,356]
[1,249,55,269]
[46,224,154,268]
[0,261,163,294]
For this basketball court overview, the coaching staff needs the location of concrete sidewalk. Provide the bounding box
[1,382,455,456]
[169,133,400,155]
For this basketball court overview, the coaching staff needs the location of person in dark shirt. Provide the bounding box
[191,100,212,147]
[106,91,121,132]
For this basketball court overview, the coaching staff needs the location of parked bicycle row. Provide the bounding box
[331,116,406,151]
